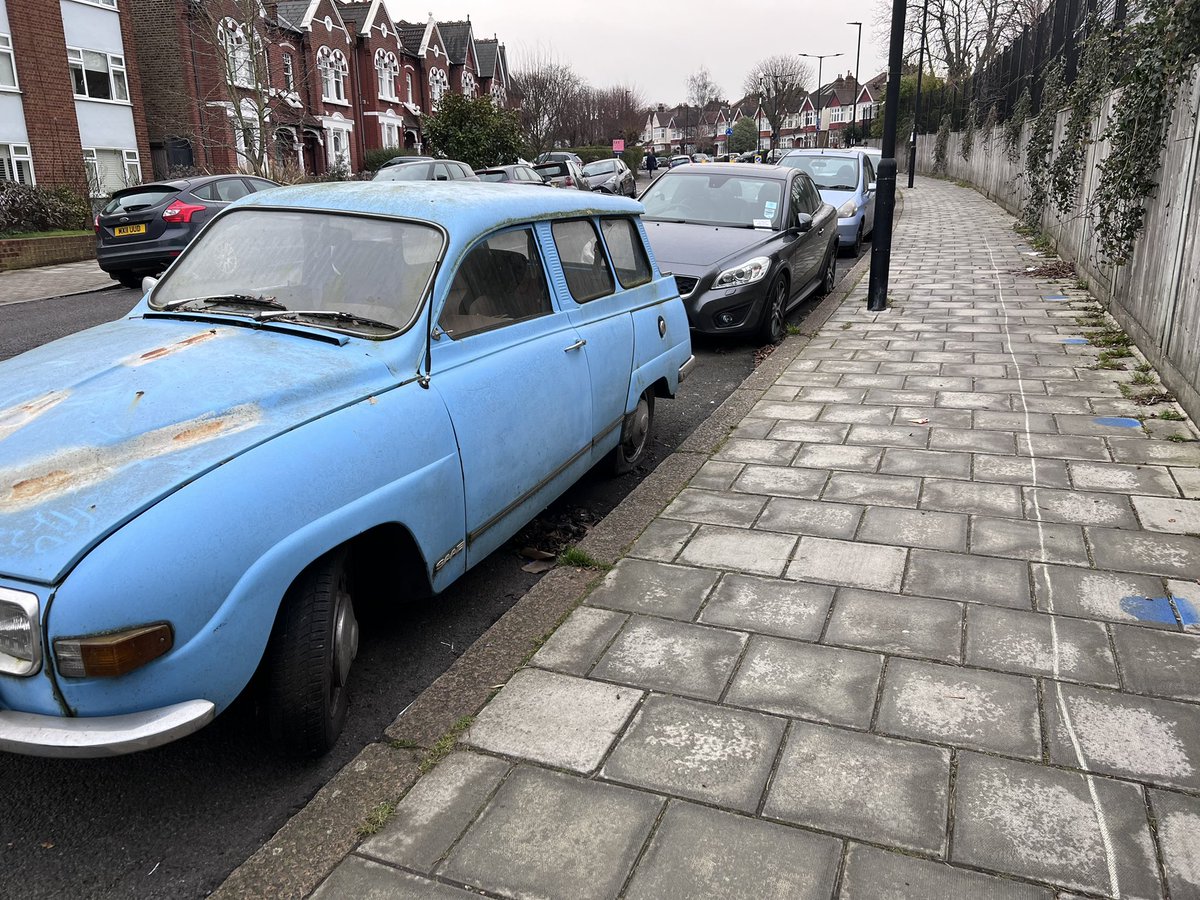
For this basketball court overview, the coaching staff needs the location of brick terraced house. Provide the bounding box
[0,0,151,197]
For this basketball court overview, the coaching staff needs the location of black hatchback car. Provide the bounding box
[638,163,838,343]
[95,175,278,288]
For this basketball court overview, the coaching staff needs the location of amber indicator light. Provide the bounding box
[55,624,173,678]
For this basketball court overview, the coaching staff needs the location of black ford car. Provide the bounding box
[638,163,838,343]
[95,175,278,289]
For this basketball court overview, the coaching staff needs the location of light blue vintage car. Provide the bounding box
[0,182,693,757]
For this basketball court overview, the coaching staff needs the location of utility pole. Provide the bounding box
[848,21,862,145]
[907,0,930,188]
[799,52,843,149]
[867,0,908,312]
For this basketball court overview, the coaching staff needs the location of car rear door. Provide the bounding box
[794,174,827,287]
[431,226,592,566]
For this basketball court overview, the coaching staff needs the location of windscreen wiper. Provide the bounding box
[160,294,285,311]
[254,309,399,332]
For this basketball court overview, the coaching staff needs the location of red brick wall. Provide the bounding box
[0,235,95,271]
[5,0,87,196]
[115,0,153,182]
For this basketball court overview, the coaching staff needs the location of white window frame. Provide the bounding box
[405,72,413,103]
[123,149,141,186]
[381,120,400,148]
[0,34,18,91]
[318,47,348,104]
[282,53,294,91]
[428,67,448,109]
[326,125,351,168]
[66,0,118,8]
[375,49,399,101]
[0,143,35,184]
[67,47,129,103]
[218,18,255,89]
[461,70,475,96]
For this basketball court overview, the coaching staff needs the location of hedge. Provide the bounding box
[0,182,91,237]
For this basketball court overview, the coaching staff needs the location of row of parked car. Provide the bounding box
[13,146,879,759]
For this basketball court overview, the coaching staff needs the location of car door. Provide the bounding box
[793,174,826,288]
[861,155,877,234]
[783,174,817,294]
[431,225,592,566]
[548,217,637,464]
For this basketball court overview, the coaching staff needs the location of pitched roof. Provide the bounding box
[337,3,371,33]
[474,38,499,77]
[273,0,311,30]
[396,20,430,53]
[438,20,474,64]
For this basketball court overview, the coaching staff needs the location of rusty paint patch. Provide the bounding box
[0,404,261,513]
[123,330,220,367]
[0,391,70,444]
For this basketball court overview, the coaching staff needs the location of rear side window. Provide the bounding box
[600,218,651,288]
[215,179,252,202]
[552,219,614,303]
[102,187,176,214]
[439,228,553,338]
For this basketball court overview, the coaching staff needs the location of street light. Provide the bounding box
[908,0,931,188]
[847,22,862,145]
[867,0,908,312]
[798,52,843,148]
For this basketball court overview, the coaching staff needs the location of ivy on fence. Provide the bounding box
[1004,89,1031,164]
[960,101,977,161]
[934,114,951,174]
[1048,18,1111,215]
[1021,60,1065,227]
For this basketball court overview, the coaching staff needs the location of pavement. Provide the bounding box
[0,258,113,306]
[268,176,1200,900]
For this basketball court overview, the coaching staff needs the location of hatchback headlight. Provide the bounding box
[837,199,858,218]
[713,256,770,288]
[0,588,41,676]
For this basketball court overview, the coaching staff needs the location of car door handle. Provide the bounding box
[564,339,587,352]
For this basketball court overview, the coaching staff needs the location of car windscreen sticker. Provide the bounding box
[763,201,777,216]
[753,218,772,228]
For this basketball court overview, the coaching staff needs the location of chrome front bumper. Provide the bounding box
[679,355,697,383]
[0,699,215,758]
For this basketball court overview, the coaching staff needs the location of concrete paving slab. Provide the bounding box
[725,635,883,728]
[312,856,478,898]
[624,801,841,900]
[920,479,1024,517]
[879,448,973,479]
[749,400,826,422]
[973,454,1072,488]
[766,420,851,444]
[763,722,950,855]
[732,464,828,499]
[865,388,938,406]
[462,668,641,773]
[1149,788,1200,900]
[845,423,931,448]
[970,516,1090,565]
[839,843,1054,900]
[1111,625,1200,701]
[1170,466,1200,499]
[938,391,1013,411]
[818,403,897,425]
[860,506,967,551]
[713,438,800,466]
[895,405,975,428]
[755,497,863,538]
[1168,578,1200,633]
[358,752,510,873]
[531,606,628,676]
[678,525,798,577]
[627,518,697,563]
[786,536,907,591]
[1032,564,1176,628]
[1068,461,1180,497]
[600,694,785,813]
[825,588,964,662]
[905,549,1030,609]
[688,460,744,491]
[877,658,1041,758]
[965,605,1118,687]
[662,488,767,528]
[1086,528,1200,579]
[698,573,833,641]
[1023,486,1140,528]
[973,410,1057,432]
[591,616,747,701]
[822,471,923,507]
[1110,438,1200,467]
[929,426,1018,455]
[586,558,720,620]
[952,752,1162,898]
[1044,682,1200,791]
[1130,496,1200,535]
[792,442,882,472]
[441,767,661,900]
[1018,434,1112,462]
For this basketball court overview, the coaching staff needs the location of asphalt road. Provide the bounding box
[0,249,859,899]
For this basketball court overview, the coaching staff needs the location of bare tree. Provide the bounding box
[511,48,584,156]
[743,55,813,151]
[874,0,1030,85]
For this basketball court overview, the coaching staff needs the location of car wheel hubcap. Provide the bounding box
[332,585,358,689]
[624,399,649,459]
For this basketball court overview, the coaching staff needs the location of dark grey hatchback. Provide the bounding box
[95,174,278,288]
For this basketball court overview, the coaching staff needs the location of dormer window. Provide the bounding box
[318,46,348,103]
[375,49,399,101]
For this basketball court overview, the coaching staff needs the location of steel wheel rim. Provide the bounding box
[332,582,358,690]
[622,397,650,461]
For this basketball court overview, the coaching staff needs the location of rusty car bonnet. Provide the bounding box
[0,316,398,586]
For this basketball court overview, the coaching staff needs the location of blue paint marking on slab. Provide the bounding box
[1044,294,1068,300]
[1060,337,1090,344]
[1094,416,1142,428]
[1174,596,1199,627]
[1121,595,1178,625]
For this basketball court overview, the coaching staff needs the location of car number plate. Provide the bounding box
[113,224,146,236]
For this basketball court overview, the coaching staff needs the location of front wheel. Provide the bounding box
[851,224,863,257]
[112,270,144,290]
[757,274,789,345]
[610,392,655,475]
[819,246,837,297]
[260,551,358,756]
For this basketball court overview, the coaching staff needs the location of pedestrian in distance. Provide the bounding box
[647,151,658,178]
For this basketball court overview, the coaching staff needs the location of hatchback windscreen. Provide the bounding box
[150,210,444,337]
[477,171,507,182]
[779,155,860,191]
[103,188,177,215]
[583,160,617,176]
[373,164,430,181]
[640,173,783,228]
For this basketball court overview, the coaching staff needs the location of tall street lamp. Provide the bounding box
[847,21,862,145]
[867,0,908,311]
[908,0,930,188]
[798,52,843,148]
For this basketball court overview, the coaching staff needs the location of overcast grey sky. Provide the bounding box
[381,0,887,105]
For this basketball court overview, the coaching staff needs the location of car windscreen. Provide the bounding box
[102,187,177,214]
[534,162,568,179]
[779,155,860,191]
[640,172,784,229]
[150,209,444,337]
[476,171,508,182]
[373,163,430,181]
[583,160,617,176]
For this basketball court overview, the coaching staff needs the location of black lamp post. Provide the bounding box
[799,52,843,148]
[867,0,908,312]
[908,0,930,187]
[847,21,862,145]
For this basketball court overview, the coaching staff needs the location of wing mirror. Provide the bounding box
[793,213,813,233]
[141,275,159,294]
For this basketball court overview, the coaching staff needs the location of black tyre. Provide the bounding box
[113,271,143,290]
[851,224,863,257]
[819,246,837,297]
[757,274,789,345]
[260,551,358,757]
[610,392,654,475]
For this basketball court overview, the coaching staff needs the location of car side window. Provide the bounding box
[790,178,806,224]
[215,178,252,202]
[438,228,553,339]
[600,218,652,288]
[863,156,875,184]
[433,162,451,181]
[191,182,219,201]
[803,178,822,213]
[247,178,277,192]
[552,219,615,303]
